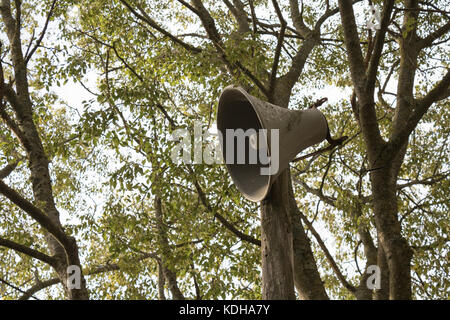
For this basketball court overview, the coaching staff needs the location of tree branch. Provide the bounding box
[269,0,287,96]
[291,135,347,163]
[338,0,366,92]
[338,0,385,151]
[119,0,201,53]
[289,0,311,37]
[389,68,450,153]
[275,35,319,105]
[187,0,269,96]
[248,0,258,34]
[0,62,33,149]
[187,166,261,247]
[366,0,395,93]
[417,69,450,107]
[314,1,360,32]
[0,99,28,147]
[153,197,186,300]
[297,211,356,293]
[418,20,450,49]
[397,172,449,190]
[108,42,177,127]
[0,236,57,267]
[294,180,336,207]
[24,0,57,64]
[18,278,58,300]
[19,252,159,300]
[0,180,71,251]
[0,160,19,179]
[176,0,199,15]
[0,277,39,300]
[222,0,250,34]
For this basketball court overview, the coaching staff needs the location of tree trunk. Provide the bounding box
[371,168,413,299]
[260,74,329,299]
[260,171,296,299]
[260,82,330,299]
[374,239,390,300]
[157,262,166,300]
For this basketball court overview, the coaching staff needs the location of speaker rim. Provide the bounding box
[217,86,273,202]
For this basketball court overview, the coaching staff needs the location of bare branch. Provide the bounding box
[1,0,30,97]
[24,0,57,64]
[0,236,57,267]
[380,59,400,94]
[0,1,16,40]
[397,172,449,190]
[289,0,311,37]
[0,59,32,147]
[275,36,319,106]
[418,1,450,18]
[119,0,201,53]
[338,0,366,92]
[0,160,19,179]
[366,0,395,93]
[248,0,258,33]
[0,180,71,250]
[294,180,336,207]
[419,21,450,49]
[297,211,356,293]
[338,0,385,151]
[268,0,355,104]
[396,5,450,16]
[19,252,159,300]
[291,128,347,163]
[0,277,39,300]
[269,0,287,96]
[222,0,250,33]
[389,69,450,153]
[18,278,59,300]
[187,166,261,247]
[314,1,362,32]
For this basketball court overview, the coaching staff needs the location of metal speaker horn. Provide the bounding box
[217,86,329,202]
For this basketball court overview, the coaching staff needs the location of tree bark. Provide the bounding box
[374,238,390,300]
[157,262,167,300]
[260,171,296,299]
[370,168,413,299]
